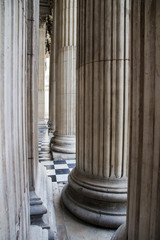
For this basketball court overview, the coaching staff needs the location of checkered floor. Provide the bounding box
[38,125,76,183]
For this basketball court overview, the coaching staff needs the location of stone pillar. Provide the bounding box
[112,0,160,239]
[38,20,46,120]
[28,0,48,228]
[62,0,131,228]
[51,0,77,153]
[49,0,57,132]
[27,0,39,191]
[0,0,30,239]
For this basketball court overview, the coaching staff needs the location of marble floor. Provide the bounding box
[38,123,115,240]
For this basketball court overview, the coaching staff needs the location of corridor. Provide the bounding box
[1,1,160,239]
[38,124,76,183]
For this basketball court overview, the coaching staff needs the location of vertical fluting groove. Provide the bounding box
[91,0,94,175]
[150,9,156,237]
[84,0,87,172]
[109,0,113,178]
[139,0,155,237]
[111,0,117,177]
[78,0,82,169]
[99,0,104,177]
[68,0,71,45]
[84,0,88,172]
[135,1,145,238]
[103,0,105,178]
[115,0,122,178]
[128,1,137,236]
[122,0,126,177]
[89,0,93,174]
[83,0,85,171]
[98,0,101,176]
[121,0,125,178]
[100,0,104,177]
[152,2,160,238]
[77,0,80,169]
[123,0,128,177]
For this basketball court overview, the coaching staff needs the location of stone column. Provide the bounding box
[28,0,48,228]
[49,0,57,132]
[62,0,131,228]
[38,20,46,121]
[0,0,30,238]
[112,0,160,239]
[51,0,77,153]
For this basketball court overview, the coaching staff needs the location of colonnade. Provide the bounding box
[0,0,159,239]
[49,0,130,228]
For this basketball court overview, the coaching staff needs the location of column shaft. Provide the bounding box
[49,0,57,131]
[62,0,131,228]
[127,1,160,239]
[38,21,46,120]
[112,0,160,239]
[51,0,77,153]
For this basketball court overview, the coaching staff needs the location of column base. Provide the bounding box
[50,134,76,154]
[62,168,127,229]
[111,223,127,240]
[30,191,49,229]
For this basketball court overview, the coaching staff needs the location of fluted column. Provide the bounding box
[38,20,46,121]
[49,0,57,132]
[62,0,131,228]
[51,0,77,153]
[112,0,160,239]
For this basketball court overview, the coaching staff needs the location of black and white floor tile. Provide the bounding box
[38,125,76,183]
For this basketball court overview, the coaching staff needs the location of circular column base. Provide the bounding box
[62,168,127,229]
[111,223,127,240]
[50,134,76,153]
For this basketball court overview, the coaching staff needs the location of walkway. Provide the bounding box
[38,125,76,183]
